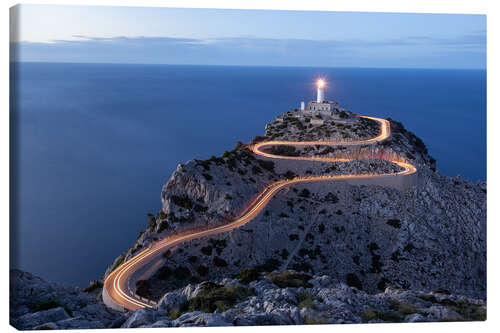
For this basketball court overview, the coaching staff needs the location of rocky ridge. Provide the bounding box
[11,106,486,329]
[10,269,486,329]
[111,108,484,303]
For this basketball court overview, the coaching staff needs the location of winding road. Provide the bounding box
[103,115,417,311]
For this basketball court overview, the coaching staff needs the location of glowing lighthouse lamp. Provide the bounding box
[316,79,326,103]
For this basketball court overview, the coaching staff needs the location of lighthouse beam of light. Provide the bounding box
[316,78,325,102]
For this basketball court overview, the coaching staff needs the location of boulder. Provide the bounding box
[109,315,128,328]
[13,307,70,330]
[156,292,187,314]
[121,308,158,328]
[55,316,105,329]
[32,322,59,330]
[425,305,463,321]
[151,319,173,327]
[181,284,196,299]
[235,313,291,326]
[404,313,427,323]
[173,311,232,327]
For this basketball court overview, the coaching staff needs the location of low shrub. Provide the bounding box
[433,289,451,295]
[157,266,172,280]
[194,204,208,212]
[377,278,390,291]
[440,298,486,321]
[324,192,339,203]
[417,294,438,303]
[188,256,198,263]
[83,280,103,293]
[360,308,403,323]
[299,189,310,198]
[147,214,156,230]
[251,166,262,175]
[254,258,281,272]
[34,300,73,317]
[238,268,260,284]
[360,308,379,322]
[346,273,363,290]
[173,266,191,280]
[213,256,228,267]
[388,299,418,315]
[184,284,255,313]
[386,218,402,228]
[201,246,213,256]
[304,315,326,325]
[196,265,209,276]
[297,291,315,309]
[135,280,152,299]
[266,271,313,288]
[169,304,187,320]
[157,220,169,233]
[257,159,275,172]
[379,311,403,322]
[170,195,193,209]
[280,249,289,260]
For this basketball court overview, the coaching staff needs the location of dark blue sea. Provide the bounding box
[10,63,486,286]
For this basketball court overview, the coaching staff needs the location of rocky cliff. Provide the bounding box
[108,109,486,303]
[11,107,486,329]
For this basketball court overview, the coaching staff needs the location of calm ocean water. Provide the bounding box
[11,63,486,286]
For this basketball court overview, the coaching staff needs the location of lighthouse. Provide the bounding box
[317,78,325,103]
[303,78,340,116]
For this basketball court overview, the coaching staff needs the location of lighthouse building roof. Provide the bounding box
[306,100,335,111]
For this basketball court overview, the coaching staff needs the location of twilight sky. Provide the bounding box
[11,4,486,69]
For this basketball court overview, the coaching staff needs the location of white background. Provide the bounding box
[1,1,497,332]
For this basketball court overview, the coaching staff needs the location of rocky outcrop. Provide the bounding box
[11,268,485,329]
[110,110,485,303]
[135,272,487,327]
[156,272,484,326]
[10,269,124,330]
[14,105,484,329]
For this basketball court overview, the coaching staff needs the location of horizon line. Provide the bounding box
[10,60,486,71]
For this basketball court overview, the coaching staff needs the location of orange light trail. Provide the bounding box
[103,115,417,311]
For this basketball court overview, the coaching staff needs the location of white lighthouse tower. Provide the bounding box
[293,78,348,122]
[316,78,325,103]
[303,78,340,117]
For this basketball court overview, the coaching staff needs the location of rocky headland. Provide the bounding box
[11,106,486,329]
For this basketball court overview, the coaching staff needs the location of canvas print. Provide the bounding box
[9,4,486,330]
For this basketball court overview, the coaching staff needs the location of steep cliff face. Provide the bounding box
[106,110,485,302]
